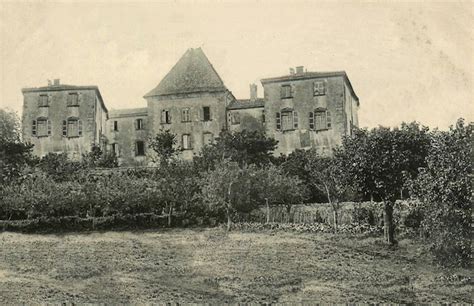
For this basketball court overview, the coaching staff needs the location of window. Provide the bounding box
[313,81,326,96]
[276,112,281,130]
[280,84,293,99]
[35,118,50,137]
[181,108,190,122]
[203,132,213,145]
[313,109,332,131]
[309,112,314,129]
[63,118,82,137]
[182,134,192,150]
[38,95,49,107]
[293,111,299,129]
[67,93,79,107]
[203,106,211,121]
[231,112,240,125]
[113,120,118,131]
[111,143,119,157]
[136,141,145,156]
[161,110,171,124]
[136,118,144,130]
[281,112,292,131]
[32,120,37,136]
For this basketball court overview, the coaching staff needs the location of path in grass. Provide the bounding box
[0,228,471,303]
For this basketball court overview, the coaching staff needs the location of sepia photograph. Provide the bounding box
[0,0,472,303]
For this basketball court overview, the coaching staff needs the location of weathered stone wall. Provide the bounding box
[146,91,229,160]
[107,112,149,166]
[263,76,349,156]
[22,89,103,159]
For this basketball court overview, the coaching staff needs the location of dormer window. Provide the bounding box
[67,93,79,107]
[38,95,49,107]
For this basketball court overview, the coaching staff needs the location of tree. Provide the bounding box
[82,144,118,168]
[305,153,350,232]
[38,153,84,182]
[334,122,431,244]
[408,119,472,267]
[149,129,179,165]
[278,149,327,203]
[0,108,35,185]
[256,164,308,223]
[194,130,278,171]
[199,160,260,231]
[153,160,199,226]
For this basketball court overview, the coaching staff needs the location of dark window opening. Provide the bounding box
[136,141,145,156]
[136,118,144,130]
[113,121,118,131]
[203,106,211,121]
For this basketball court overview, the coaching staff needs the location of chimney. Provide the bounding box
[296,66,304,74]
[250,83,258,102]
[289,67,295,75]
[53,79,60,86]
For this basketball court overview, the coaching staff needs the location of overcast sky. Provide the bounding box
[1,1,472,129]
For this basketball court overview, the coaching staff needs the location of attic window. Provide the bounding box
[280,85,293,99]
[313,81,326,96]
[67,93,79,107]
[38,95,49,107]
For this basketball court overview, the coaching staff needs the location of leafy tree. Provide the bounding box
[153,160,200,226]
[194,130,278,171]
[149,129,179,165]
[0,108,35,185]
[278,149,327,203]
[408,119,472,267]
[305,153,351,232]
[82,144,118,168]
[199,160,260,230]
[37,153,85,182]
[256,164,308,223]
[334,122,431,244]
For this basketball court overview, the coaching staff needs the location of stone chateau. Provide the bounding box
[21,48,359,166]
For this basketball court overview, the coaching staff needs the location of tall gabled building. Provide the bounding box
[144,47,236,160]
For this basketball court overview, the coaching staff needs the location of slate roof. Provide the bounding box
[109,107,148,119]
[144,48,228,98]
[227,98,265,110]
[261,70,359,104]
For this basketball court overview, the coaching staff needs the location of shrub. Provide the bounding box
[351,206,376,226]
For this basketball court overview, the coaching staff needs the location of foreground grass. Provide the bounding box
[0,228,471,303]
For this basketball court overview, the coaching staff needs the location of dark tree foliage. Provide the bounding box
[82,145,118,168]
[0,109,36,185]
[278,149,329,203]
[334,122,431,244]
[149,129,178,165]
[408,119,472,267]
[194,130,278,171]
[38,153,85,182]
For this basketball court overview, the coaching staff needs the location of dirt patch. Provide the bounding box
[0,229,471,303]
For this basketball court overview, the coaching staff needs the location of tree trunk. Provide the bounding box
[265,198,270,224]
[383,201,395,244]
[333,209,338,233]
[168,204,173,227]
[226,210,232,232]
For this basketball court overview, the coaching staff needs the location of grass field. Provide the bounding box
[0,228,471,303]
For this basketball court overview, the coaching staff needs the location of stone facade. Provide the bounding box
[21,82,108,160]
[21,48,359,165]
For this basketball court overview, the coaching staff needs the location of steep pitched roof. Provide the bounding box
[144,48,227,98]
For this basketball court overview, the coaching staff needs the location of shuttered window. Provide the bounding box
[293,111,299,129]
[181,108,190,122]
[36,118,48,137]
[136,141,145,156]
[65,118,82,137]
[67,93,79,107]
[309,112,314,129]
[32,120,37,136]
[182,134,192,150]
[276,112,281,130]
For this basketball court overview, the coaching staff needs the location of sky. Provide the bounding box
[0,0,472,129]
